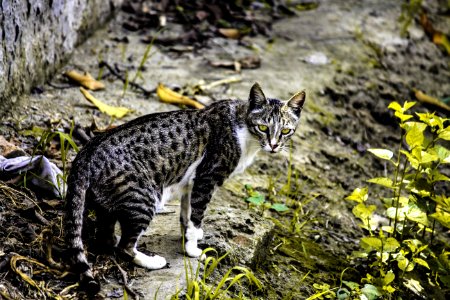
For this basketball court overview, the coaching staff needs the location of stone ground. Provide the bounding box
[1,0,449,299]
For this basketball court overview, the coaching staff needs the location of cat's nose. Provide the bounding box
[270,144,279,150]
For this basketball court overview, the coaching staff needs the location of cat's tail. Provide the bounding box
[64,173,100,295]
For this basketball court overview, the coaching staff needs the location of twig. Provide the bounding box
[111,258,139,300]
[98,61,155,96]
[10,253,64,299]
[43,229,64,271]
[59,283,79,296]
[47,81,76,89]
[0,182,43,214]
[0,290,14,300]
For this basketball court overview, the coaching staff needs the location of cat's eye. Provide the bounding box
[258,125,268,132]
[281,128,292,135]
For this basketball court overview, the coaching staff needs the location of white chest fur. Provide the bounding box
[232,127,260,176]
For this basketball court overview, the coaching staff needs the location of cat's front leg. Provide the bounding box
[180,184,205,258]
[184,175,221,258]
[184,222,204,258]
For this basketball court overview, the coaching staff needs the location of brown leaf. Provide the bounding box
[238,55,261,69]
[419,13,450,55]
[218,28,241,39]
[0,136,25,157]
[65,70,105,90]
[209,55,261,72]
[414,89,450,112]
[156,83,204,109]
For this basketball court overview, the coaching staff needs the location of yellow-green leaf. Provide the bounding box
[80,87,133,118]
[438,129,450,141]
[404,239,421,252]
[19,125,46,138]
[395,111,413,122]
[420,150,438,164]
[352,203,376,221]
[397,256,414,272]
[381,226,394,234]
[407,178,432,197]
[345,187,369,203]
[388,101,402,112]
[413,258,430,269]
[433,195,450,209]
[400,150,419,169]
[430,211,450,229]
[368,148,394,160]
[401,121,427,132]
[367,177,393,188]
[383,271,395,286]
[361,284,382,300]
[416,112,443,128]
[386,206,407,221]
[405,123,424,149]
[405,204,429,226]
[384,237,400,253]
[431,169,450,182]
[361,237,382,252]
[403,101,416,111]
[434,145,450,163]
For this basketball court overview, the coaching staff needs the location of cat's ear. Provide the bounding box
[249,82,268,108]
[286,90,306,115]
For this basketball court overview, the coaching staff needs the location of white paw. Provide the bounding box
[185,240,204,259]
[185,223,203,241]
[133,251,167,270]
[194,228,204,240]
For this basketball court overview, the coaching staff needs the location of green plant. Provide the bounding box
[23,122,79,199]
[399,0,423,36]
[244,142,318,234]
[131,29,162,84]
[346,101,450,297]
[244,184,289,215]
[172,248,263,300]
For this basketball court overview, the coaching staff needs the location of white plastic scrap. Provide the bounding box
[0,155,66,198]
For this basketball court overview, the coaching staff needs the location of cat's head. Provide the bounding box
[246,83,305,153]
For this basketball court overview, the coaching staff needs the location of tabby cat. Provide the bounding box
[65,83,305,292]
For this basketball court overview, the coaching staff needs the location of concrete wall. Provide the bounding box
[0,0,123,116]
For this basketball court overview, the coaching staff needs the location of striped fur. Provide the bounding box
[64,83,305,293]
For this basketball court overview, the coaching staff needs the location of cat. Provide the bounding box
[64,83,306,293]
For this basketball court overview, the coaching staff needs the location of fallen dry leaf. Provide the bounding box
[239,55,261,69]
[414,89,450,112]
[420,13,450,55]
[65,70,105,90]
[218,28,241,39]
[80,87,133,118]
[197,76,242,92]
[209,55,261,72]
[156,83,205,109]
[432,33,450,56]
[0,136,25,157]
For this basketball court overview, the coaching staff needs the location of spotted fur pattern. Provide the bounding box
[64,83,305,293]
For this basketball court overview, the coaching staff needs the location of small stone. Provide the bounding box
[303,52,329,65]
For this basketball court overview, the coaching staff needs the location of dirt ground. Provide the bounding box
[1,0,449,299]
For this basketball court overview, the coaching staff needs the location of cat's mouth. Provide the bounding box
[263,145,281,153]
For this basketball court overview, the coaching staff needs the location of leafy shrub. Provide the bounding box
[345,101,450,298]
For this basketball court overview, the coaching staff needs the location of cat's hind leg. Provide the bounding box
[95,211,119,251]
[116,192,167,270]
